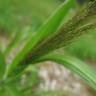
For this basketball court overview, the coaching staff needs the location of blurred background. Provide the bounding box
[0,0,96,96]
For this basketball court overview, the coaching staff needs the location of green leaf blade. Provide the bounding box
[0,52,6,80]
[20,0,96,65]
[38,54,96,91]
[8,0,74,76]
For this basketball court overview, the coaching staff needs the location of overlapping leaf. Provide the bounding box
[3,0,96,92]
[8,0,96,76]
[7,0,75,75]
[23,0,96,64]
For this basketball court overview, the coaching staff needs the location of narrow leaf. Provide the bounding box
[8,0,74,75]
[0,52,6,79]
[12,0,96,73]
[23,0,96,64]
[37,54,96,91]
[8,0,96,76]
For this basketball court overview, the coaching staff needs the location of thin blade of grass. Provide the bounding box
[23,0,96,64]
[8,0,96,77]
[36,54,96,90]
[0,52,6,80]
[7,0,74,76]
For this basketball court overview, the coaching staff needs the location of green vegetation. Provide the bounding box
[0,0,96,96]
